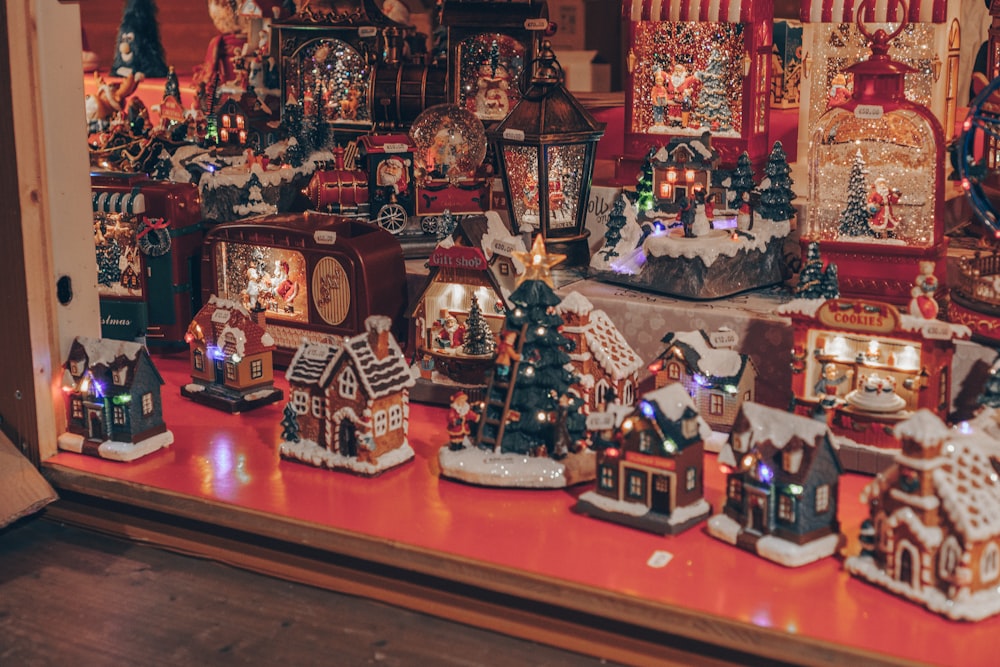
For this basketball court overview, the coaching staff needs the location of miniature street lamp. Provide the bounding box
[488,41,605,267]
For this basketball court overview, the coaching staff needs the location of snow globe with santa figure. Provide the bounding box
[799,0,946,309]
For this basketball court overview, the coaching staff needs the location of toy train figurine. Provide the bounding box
[201,211,407,366]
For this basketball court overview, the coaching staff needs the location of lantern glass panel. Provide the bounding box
[94,212,144,299]
[630,22,743,137]
[457,34,526,122]
[502,143,589,234]
[806,107,936,247]
[289,38,370,125]
[805,23,935,137]
[503,144,540,229]
[214,242,308,323]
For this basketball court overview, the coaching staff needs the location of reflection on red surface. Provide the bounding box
[49,353,998,665]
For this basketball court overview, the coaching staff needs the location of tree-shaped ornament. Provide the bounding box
[163,66,181,103]
[112,0,169,78]
[758,141,796,222]
[837,150,872,237]
[635,147,656,212]
[796,241,839,299]
[728,151,755,209]
[697,50,734,132]
[474,236,585,457]
[602,195,628,260]
[280,403,301,443]
[461,294,496,357]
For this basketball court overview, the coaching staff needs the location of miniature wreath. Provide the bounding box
[136,217,171,256]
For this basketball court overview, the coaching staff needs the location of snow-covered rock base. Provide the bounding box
[57,430,174,462]
[845,556,1000,621]
[707,513,843,567]
[280,438,414,477]
[575,491,710,535]
[438,446,596,488]
[181,383,284,414]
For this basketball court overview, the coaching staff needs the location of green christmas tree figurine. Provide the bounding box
[280,403,301,443]
[112,0,169,78]
[635,147,656,213]
[601,194,628,260]
[697,50,734,131]
[838,150,873,237]
[461,294,496,357]
[758,141,797,222]
[728,151,755,209]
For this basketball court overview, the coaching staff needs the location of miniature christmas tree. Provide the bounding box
[284,137,307,168]
[795,242,839,299]
[96,237,123,286]
[837,150,872,237]
[728,152,755,209]
[758,142,797,222]
[163,66,180,103]
[601,195,628,260]
[477,239,584,457]
[283,97,303,140]
[461,294,496,357]
[280,403,301,443]
[978,357,1000,409]
[112,0,169,78]
[820,263,840,299]
[697,50,734,132]
[635,148,656,212]
[151,148,173,180]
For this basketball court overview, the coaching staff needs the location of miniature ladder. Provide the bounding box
[474,324,528,453]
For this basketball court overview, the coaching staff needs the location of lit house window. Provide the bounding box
[627,471,645,500]
[982,543,1000,583]
[113,406,126,425]
[815,484,831,513]
[193,350,204,372]
[685,467,697,491]
[709,393,723,415]
[599,465,615,490]
[667,363,681,380]
[728,477,743,501]
[778,494,795,522]
[141,392,154,416]
[339,368,358,399]
[374,410,388,436]
[250,359,263,379]
[71,399,83,419]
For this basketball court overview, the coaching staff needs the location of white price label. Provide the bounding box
[383,143,409,153]
[854,105,884,120]
[709,329,739,349]
[313,230,338,245]
[647,550,674,569]
[358,27,377,38]
[524,18,549,31]
[922,321,953,340]
[586,411,616,431]
[503,128,526,141]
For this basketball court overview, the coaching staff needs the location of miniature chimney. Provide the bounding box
[366,315,393,360]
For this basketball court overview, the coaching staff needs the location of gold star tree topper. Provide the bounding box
[513,235,565,288]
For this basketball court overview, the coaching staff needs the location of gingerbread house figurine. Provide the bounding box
[58,336,173,462]
[279,315,416,476]
[708,402,845,567]
[845,410,1000,621]
[181,295,283,413]
[574,384,713,535]
[648,329,757,436]
[621,0,773,172]
[555,291,643,411]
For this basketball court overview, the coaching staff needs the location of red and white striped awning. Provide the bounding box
[800,0,947,24]
[624,0,753,23]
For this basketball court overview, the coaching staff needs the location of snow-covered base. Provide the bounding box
[438,447,596,488]
[706,513,842,567]
[181,383,283,414]
[846,556,1000,621]
[575,492,710,535]
[183,383,206,393]
[279,438,414,477]
[57,430,174,462]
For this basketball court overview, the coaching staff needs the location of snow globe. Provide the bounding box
[800,0,946,308]
[409,103,488,185]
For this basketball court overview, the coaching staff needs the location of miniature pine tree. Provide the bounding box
[795,242,826,298]
[112,0,169,78]
[282,98,303,141]
[601,195,628,259]
[284,137,307,168]
[461,295,496,357]
[837,150,872,237]
[280,403,301,443]
[245,172,264,206]
[151,148,173,180]
[635,148,656,212]
[96,237,123,286]
[758,141,797,222]
[978,358,1000,409]
[820,263,840,299]
[697,50,734,131]
[480,279,584,456]
[163,66,180,103]
[729,152,755,209]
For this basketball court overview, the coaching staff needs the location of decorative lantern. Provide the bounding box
[488,41,605,267]
[438,0,548,124]
[800,0,946,308]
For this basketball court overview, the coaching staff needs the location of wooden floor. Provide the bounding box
[0,515,619,667]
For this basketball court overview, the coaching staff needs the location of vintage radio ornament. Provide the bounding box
[800,0,947,307]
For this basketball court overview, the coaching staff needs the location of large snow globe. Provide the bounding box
[801,2,946,307]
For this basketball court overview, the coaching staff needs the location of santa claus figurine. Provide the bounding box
[664,63,700,127]
[447,391,477,450]
[867,177,901,239]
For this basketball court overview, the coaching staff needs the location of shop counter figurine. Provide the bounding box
[58,336,173,462]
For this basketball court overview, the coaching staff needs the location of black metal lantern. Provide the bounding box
[488,41,605,267]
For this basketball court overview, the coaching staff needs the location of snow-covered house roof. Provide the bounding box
[641,384,713,442]
[657,330,753,385]
[894,409,952,450]
[556,292,644,382]
[190,295,275,358]
[66,336,163,391]
[735,401,831,452]
[650,132,719,171]
[286,340,340,387]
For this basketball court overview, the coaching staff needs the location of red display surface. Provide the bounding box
[46,355,997,665]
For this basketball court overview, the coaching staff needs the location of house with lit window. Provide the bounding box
[648,132,722,214]
[649,329,756,433]
[280,315,416,476]
[708,402,844,567]
[57,336,172,462]
[181,295,282,412]
[845,410,1000,621]
[555,291,643,411]
[574,384,712,535]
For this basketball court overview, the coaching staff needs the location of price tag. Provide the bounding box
[383,143,409,153]
[647,550,674,569]
[503,128,526,141]
[358,27,377,38]
[854,105,884,120]
[709,329,739,348]
[313,230,338,245]
[524,18,549,31]
[586,411,616,431]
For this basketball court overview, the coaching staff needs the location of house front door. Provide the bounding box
[746,490,768,534]
[339,419,357,457]
[86,408,104,441]
[651,474,671,514]
[214,359,224,385]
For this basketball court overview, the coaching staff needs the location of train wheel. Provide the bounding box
[421,216,441,234]
[377,203,407,234]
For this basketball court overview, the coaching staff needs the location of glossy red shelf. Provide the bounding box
[48,353,998,666]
